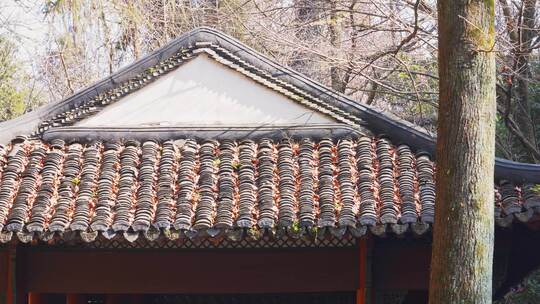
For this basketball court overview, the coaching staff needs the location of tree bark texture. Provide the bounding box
[429,1,496,303]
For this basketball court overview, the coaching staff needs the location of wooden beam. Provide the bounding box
[25,248,357,294]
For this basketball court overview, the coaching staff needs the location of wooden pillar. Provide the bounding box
[27,293,45,304]
[130,295,144,304]
[3,245,28,304]
[66,294,86,304]
[15,247,27,304]
[356,238,367,304]
[0,250,7,304]
[6,246,16,304]
[105,294,123,304]
[357,237,373,304]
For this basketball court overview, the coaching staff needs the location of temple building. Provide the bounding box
[0,27,539,304]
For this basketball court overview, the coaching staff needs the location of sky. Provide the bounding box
[1,1,50,66]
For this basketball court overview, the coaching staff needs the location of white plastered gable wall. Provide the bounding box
[76,53,336,127]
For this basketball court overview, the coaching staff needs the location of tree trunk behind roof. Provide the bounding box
[429,0,496,303]
[512,0,538,162]
[290,0,324,76]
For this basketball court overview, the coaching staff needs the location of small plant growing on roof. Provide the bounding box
[232,160,240,171]
[291,221,300,234]
[248,226,261,238]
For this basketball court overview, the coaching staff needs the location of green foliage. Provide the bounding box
[381,54,439,132]
[495,269,540,303]
[0,36,42,122]
[529,57,540,151]
[71,177,80,185]
[291,220,300,233]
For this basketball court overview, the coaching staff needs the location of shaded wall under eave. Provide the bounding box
[371,236,431,303]
[0,225,538,303]
[372,237,431,291]
[493,224,540,300]
[370,225,539,303]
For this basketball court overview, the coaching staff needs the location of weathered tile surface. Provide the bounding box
[0,137,538,244]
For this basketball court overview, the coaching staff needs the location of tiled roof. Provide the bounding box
[0,136,538,244]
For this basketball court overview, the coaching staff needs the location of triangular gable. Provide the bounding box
[77,53,334,127]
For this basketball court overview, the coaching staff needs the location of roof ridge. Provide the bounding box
[0,27,538,183]
[42,124,367,143]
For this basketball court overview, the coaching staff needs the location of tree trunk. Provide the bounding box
[512,0,538,162]
[327,0,346,93]
[514,52,537,161]
[429,1,496,303]
[290,0,323,75]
